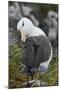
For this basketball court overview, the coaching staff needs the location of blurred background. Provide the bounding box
[8,1,58,88]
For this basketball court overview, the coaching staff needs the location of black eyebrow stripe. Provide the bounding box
[22,21,24,27]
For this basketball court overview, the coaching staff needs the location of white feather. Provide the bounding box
[28,26,46,37]
[17,17,46,38]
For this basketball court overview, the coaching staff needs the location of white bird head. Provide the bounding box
[17,17,34,42]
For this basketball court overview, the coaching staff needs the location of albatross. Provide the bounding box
[17,17,53,74]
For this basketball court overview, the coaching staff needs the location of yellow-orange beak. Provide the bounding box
[20,31,27,42]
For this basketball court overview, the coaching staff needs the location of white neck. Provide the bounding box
[28,26,46,37]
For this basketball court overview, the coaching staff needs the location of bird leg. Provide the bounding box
[27,68,32,87]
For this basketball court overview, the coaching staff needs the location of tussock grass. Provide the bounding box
[9,44,58,88]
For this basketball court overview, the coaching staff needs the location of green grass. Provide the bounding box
[9,44,58,88]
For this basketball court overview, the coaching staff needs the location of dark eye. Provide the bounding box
[22,21,24,27]
[51,15,54,18]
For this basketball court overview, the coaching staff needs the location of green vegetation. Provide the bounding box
[9,44,58,88]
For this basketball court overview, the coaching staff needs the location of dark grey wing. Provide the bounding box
[22,38,36,68]
[36,35,51,63]
[21,36,51,68]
